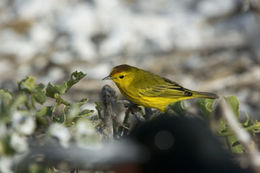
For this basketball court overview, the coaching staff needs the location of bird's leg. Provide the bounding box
[115,100,145,136]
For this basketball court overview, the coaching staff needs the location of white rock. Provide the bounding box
[16,0,62,19]
[58,4,98,60]
[10,133,28,152]
[16,65,32,79]
[0,60,13,75]
[48,123,71,148]
[46,67,65,82]
[12,111,35,135]
[0,30,37,61]
[74,119,101,148]
[198,0,236,17]
[51,51,73,65]
[76,120,95,136]
[30,22,54,50]
[84,63,110,79]
[0,157,13,173]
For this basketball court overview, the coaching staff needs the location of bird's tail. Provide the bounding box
[192,91,219,99]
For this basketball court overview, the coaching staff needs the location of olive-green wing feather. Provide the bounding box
[137,77,193,98]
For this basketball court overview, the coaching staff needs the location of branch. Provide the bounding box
[101,85,116,140]
[220,98,260,171]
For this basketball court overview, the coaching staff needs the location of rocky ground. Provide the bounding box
[0,0,259,118]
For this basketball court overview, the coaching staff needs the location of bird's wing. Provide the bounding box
[138,78,193,98]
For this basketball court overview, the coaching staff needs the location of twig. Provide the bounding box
[219,123,260,137]
[220,98,260,172]
[101,85,116,140]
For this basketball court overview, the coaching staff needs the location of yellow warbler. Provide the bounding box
[103,64,218,112]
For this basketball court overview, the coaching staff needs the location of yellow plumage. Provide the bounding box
[103,64,218,112]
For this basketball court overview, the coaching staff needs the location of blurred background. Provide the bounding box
[0,0,259,118]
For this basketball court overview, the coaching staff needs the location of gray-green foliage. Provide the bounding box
[198,96,260,154]
[0,71,100,173]
[167,97,260,154]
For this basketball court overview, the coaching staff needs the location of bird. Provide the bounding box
[103,64,218,112]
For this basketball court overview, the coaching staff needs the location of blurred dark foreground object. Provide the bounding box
[116,114,251,173]
[15,114,251,173]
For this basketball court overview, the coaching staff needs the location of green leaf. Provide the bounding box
[170,101,186,115]
[0,137,16,156]
[18,77,47,105]
[217,119,228,134]
[63,104,81,125]
[252,122,260,133]
[53,113,65,123]
[36,106,53,117]
[197,98,214,118]
[0,89,13,102]
[78,109,94,117]
[243,112,251,127]
[12,94,27,109]
[245,121,260,135]
[46,83,67,98]
[0,90,13,121]
[46,83,58,98]
[28,163,54,173]
[95,102,103,119]
[46,71,86,100]
[225,96,240,118]
[66,71,86,92]
[18,76,35,93]
[36,107,53,126]
[76,98,88,108]
[226,135,244,154]
[32,84,46,104]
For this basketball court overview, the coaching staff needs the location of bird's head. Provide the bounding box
[103,64,137,87]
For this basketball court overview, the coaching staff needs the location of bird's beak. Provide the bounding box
[103,75,113,80]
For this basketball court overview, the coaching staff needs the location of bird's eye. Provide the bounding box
[119,75,124,79]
